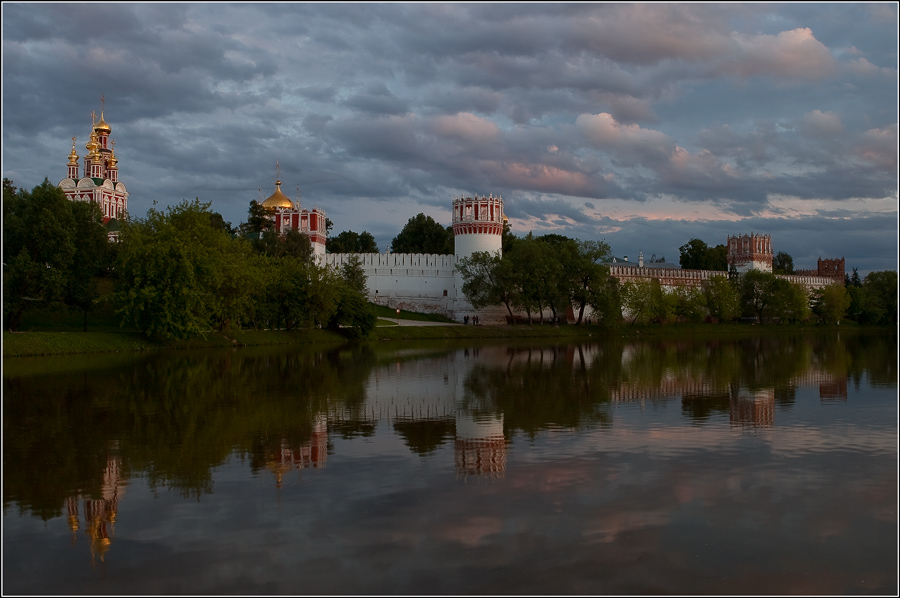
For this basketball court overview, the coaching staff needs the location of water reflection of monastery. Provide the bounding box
[64,451,125,564]
[57,342,850,564]
[263,344,852,488]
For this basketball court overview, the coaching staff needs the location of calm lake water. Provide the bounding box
[3,331,897,595]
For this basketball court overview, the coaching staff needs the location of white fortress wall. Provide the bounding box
[323,252,459,317]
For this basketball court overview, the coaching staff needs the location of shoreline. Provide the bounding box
[2,322,883,358]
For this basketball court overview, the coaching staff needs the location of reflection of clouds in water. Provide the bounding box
[437,516,504,546]
[3,335,895,595]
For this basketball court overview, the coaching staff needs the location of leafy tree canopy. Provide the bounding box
[773,251,794,275]
[113,199,240,339]
[390,213,454,254]
[327,230,379,253]
[679,238,727,271]
[3,178,108,331]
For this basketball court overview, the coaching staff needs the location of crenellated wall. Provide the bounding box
[608,265,719,288]
[609,265,836,291]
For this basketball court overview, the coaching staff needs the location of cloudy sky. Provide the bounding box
[3,3,897,272]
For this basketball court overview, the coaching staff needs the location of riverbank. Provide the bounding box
[3,321,876,357]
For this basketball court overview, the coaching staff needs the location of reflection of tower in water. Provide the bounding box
[65,453,125,564]
[454,413,506,479]
[265,414,329,488]
[730,388,775,428]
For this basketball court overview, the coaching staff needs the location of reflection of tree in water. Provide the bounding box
[4,331,894,517]
[392,416,456,455]
[461,343,616,437]
[3,343,377,515]
[681,392,731,422]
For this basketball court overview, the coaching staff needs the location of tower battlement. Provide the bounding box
[452,194,504,259]
[727,233,773,273]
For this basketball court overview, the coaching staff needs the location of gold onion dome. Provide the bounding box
[262,180,293,209]
[68,140,79,165]
[86,131,101,158]
[108,140,118,168]
[94,111,111,134]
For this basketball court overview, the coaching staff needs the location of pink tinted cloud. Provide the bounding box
[576,112,670,150]
[856,124,898,171]
[800,110,844,138]
[571,4,731,65]
[660,146,741,190]
[728,27,836,80]
[430,112,501,145]
[489,160,594,196]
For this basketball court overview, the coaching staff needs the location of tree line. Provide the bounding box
[4,179,375,338]
[326,212,456,255]
[458,233,897,326]
[4,179,896,335]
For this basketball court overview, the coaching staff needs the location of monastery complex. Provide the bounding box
[58,104,843,323]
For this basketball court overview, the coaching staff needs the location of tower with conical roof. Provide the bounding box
[58,97,129,240]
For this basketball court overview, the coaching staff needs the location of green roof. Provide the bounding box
[91,177,105,185]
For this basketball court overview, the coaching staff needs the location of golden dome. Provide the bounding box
[68,139,79,165]
[262,180,293,209]
[107,140,118,168]
[86,130,101,158]
[94,110,111,134]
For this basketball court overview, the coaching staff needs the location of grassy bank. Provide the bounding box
[370,305,456,323]
[2,328,347,357]
[4,320,873,357]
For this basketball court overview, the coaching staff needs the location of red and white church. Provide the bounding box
[259,167,328,256]
[57,100,129,240]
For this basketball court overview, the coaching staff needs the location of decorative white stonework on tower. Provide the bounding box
[727,233,773,273]
[452,194,504,259]
[261,165,327,256]
[58,98,129,240]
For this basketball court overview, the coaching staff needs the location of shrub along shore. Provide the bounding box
[3,320,873,358]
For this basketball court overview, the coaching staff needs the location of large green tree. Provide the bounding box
[339,254,369,295]
[327,230,379,253]
[588,276,623,326]
[456,250,517,318]
[773,251,794,275]
[812,283,851,324]
[568,239,612,324]
[241,200,274,236]
[621,278,670,325]
[3,179,77,330]
[390,213,454,254]
[113,199,239,339]
[858,270,898,325]
[65,199,111,330]
[769,277,810,323]
[679,238,727,271]
[703,275,740,322]
[739,269,778,321]
[265,257,343,331]
[253,228,315,261]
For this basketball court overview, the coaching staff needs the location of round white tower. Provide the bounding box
[452,194,504,259]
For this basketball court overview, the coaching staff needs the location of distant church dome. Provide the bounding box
[262,180,293,209]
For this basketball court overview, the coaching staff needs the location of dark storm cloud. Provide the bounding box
[2,2,896,262]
